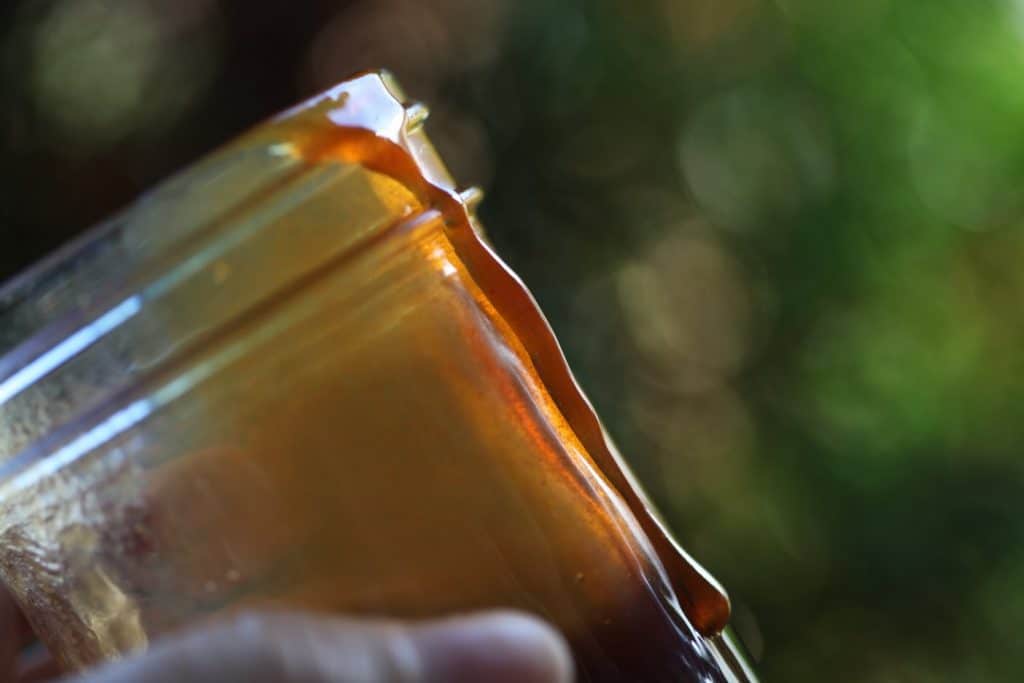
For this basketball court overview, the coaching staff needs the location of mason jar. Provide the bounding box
[0,72,755,682]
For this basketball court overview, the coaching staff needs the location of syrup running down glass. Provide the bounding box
[0,72,755,682]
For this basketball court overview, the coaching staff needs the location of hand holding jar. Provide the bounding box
[0,73,753,683]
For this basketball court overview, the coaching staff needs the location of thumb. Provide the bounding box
[71,611,573,683]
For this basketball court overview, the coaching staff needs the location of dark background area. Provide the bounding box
[4,1,1024,679]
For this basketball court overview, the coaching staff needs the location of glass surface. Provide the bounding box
[0,72,755,682]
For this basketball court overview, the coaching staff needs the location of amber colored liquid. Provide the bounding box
[0,74,742,681]
[137,208,726,681]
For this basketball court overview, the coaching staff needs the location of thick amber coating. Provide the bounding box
[0,73,754,681]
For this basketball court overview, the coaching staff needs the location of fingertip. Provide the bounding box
[411,611,574,683]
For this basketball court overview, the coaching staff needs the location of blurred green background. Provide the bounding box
[3,0,1024,679]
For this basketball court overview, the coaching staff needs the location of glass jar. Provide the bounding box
[0,72,755,682]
